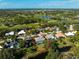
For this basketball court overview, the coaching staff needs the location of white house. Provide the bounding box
[9,31,15,35]
[10,45,14,48]
[18,30,26,35]
[5,33,9,36]
[69,25,74,31]
[45,34,55,40]
[5,31,14,36]
[0,46,3,49]
[65,32,75,36]
[0,45,3,50]
[35,36,45,44]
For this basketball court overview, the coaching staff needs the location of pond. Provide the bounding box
[40,16,52,19]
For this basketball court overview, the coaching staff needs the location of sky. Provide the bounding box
[0,0,79,9]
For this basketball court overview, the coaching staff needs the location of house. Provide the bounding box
[5,31,14,36]
[69,25,74,31]
[18,30,26,35]
[35,36,45,44]
[17,30,26,40]
[65,32,75,36]
[0,45,3,49]
[45,34,55,40]
[9,31,15,35]
[5,33,9,36]
[45,27,51,30]
[37,32,47,37]
[56,27,60,32]
[55,31,66,38]
[10,45,14,48]
[0,46,3,48]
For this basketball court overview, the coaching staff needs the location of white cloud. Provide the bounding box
[0,0,8,6]
[37,1,68,7]
[0,2,10,9]
[0,2,8,6]
[38,0,79,7]
[68,0,79,2]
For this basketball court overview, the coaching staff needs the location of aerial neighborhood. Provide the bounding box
[0,9,79,59]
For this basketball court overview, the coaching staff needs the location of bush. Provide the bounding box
[0,49,15,59]
[0,25,9,37]
[0,48,27,59]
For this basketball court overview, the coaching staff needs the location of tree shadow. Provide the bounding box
[58,46,72,52]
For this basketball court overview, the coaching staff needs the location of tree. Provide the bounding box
[0,25,9,37]
[46,40,59,59]
[46,48,59,59]
[0,49,15,59]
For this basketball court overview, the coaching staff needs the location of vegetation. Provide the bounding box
[0,9,79,59]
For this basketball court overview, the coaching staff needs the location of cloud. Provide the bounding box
[0,2,8,6]
[0,0,79,8]
[0,1,10,9]
[0,0,8,6]
[68,0,79,2]
[37,0,79,7]
[37,1,68,7]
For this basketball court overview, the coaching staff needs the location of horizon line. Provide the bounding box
[0,8,79,10]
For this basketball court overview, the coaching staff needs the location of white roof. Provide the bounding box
[5,31,14,36]
[18,30,25,35]
[35,36,45,42]
[46,34,55,39]
[0,46,3,48]
[9,31,14,35]
[65,32,75,36]
[5,33,9,36]
[10,46,14,48]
